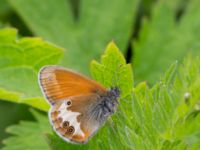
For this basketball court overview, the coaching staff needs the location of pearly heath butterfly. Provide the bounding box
[38,66,120,144]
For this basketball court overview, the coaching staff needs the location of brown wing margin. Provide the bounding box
[38,66,107,104]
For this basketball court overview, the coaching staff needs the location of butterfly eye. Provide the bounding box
[66,100,72,106]
[67,126,75,134]
[62,121,69,128]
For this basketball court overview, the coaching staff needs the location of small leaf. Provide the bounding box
[2,109,51,150]
[0,28,63,111]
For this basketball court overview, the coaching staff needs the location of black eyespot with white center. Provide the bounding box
[67,126,75,134]
[63,121,69,128]
[66,100,72,106]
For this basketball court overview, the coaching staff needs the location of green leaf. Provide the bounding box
[90,42,134,118]
[133,0,200,84]
[132,55,200,149]
[8,0,138,74]
[0,0,12,20]
[0,102,33,147]
[0,28,63,111]
[89,42,135,149]
[2,109,51,150]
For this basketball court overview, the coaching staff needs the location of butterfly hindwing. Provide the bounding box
[50,94,102,143]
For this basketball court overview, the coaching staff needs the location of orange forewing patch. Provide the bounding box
[39,66,106,103]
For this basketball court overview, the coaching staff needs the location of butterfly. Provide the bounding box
[38,66,120,144]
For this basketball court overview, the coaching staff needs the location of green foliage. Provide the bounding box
[7,0,138,74]
[0,28,63,111]
[2,110,51,150]
[131,56,200,149]
[1,0,200,149]
[2,41,200,149]
[0,102,33,146]
[133,0,200,84]
[0,0,11,21]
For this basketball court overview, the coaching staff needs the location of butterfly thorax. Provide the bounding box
[91,87,120,125]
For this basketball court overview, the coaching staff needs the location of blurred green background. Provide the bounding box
[0,0,200,149]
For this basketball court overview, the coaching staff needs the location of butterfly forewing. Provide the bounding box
[39,66,107,104]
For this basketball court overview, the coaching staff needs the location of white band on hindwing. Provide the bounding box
[58,101,84,137]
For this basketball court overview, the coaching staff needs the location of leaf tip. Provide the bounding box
[106,41,119,51]
[90,59,98,65]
